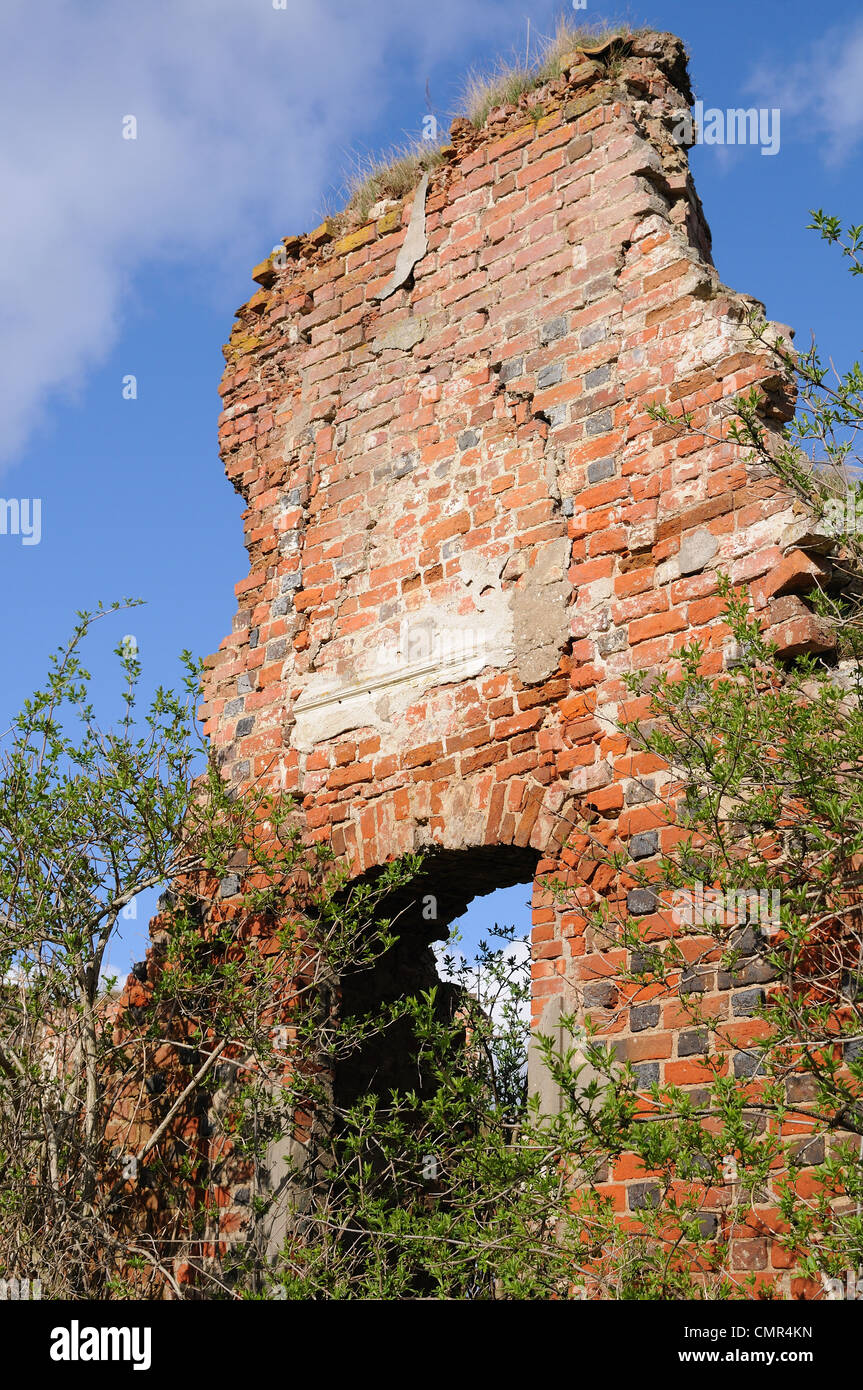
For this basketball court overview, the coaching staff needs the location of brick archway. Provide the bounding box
[332,841,541,1106]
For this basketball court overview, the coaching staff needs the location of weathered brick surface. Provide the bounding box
[190,32,835,1287]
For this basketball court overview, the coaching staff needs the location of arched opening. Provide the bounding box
[334,845,540,1109]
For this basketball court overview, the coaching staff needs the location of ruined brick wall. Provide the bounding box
[197,31,834,1291]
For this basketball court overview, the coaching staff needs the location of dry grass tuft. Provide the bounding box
[461,16,642,129]
[319,17,653,234]
[340,142,447,226]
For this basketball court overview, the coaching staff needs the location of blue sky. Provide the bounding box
[2,0,862,972]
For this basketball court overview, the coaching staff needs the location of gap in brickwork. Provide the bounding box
[333,848,537,1108]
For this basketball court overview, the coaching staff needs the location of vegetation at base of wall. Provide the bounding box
[0,606,423,1298]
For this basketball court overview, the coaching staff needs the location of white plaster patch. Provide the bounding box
[289,552,514,752]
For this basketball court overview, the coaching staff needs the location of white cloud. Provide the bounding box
[434,935,531,1028]
[0,0,509,468]
[747,19,863,164]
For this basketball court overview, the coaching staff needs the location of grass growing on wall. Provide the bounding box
[343,144,448,225]
[321,17,646,232]
[461,16,639,129]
